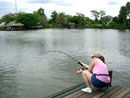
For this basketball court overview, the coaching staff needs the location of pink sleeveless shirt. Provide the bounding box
[92,58,110,83]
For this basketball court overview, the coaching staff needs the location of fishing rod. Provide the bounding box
[42,50,84,67]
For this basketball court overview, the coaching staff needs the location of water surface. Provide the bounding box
[0,29,130,98]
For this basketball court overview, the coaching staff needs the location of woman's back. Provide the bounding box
[92,58,110,83]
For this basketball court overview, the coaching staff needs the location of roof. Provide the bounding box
[104,15,113,19]
[6,21,24,27]
[0,22,6,26]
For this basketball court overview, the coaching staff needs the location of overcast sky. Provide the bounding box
[0,0,129,19]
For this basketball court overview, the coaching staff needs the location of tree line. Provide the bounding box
[0,2,130,29]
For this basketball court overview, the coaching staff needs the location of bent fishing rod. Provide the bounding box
[42,50,84,67]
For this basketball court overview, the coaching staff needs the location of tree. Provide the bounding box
[126,2,130,25]
[37,8,45,16]
[65,15,72,23]
[101,15,113,26]
[50,10,58,24]
[0,13,16,23]
[91,10,106,23]
[33,8,47,27]
[126,2,130,19]
[119,6,127,25]
[99,10,106,20]
[71,13,85,26]
[56,12,66,26]
[16,13,39,29]
[118,2,130,26]
[112,16,120,24]
[91,10,99,21]
[76,13,85,25]
[84,17,92,24]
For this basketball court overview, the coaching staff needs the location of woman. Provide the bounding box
[76,53,110,93]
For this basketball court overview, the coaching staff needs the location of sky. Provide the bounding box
[0,0,129,19]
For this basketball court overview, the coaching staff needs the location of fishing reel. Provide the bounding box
[76,67,87,74]
[76,60,87,74]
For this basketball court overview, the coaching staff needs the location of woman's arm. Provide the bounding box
[77,60,90,69]
[88,58,97,72]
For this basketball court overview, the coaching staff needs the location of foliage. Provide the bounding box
[118,2,130,26]
[101,15,112,25]
[0,13,16,23]
[119,6,127,25]
[55,12,66,26]
[70,13,86,27]
[49,10,58,25]
[16,13,39,29]
[0,26,4,30]
[126,2,130,19]
[99,10,106,19]
[91,10,99,21]
[33,8,47,27]
[91,10,106,23]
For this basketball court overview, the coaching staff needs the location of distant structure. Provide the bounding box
[68,22,75,28]
[15,0,17,13]
[5,21,24,31]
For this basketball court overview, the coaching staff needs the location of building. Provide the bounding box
[5,21,24,31]
[68,22,75,28]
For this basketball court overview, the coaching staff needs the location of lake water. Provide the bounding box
[0,29,130,98]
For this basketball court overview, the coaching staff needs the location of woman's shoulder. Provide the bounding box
[92,58,99,64]
[93,58,99,61]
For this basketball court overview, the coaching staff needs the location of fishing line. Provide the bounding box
[42,50,84,67]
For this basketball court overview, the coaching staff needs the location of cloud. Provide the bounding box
[26,0,72,6]
[0,1,13,8]
[0,0,129,18]
[27,0,55,4]
[0,1,15,17]
[108,1,119,5]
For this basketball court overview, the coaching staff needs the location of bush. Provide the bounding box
[0,26,4,30]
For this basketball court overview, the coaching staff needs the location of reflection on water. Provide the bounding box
[118,30,130,57]
[0,29,130,98]
[0,68,18,98]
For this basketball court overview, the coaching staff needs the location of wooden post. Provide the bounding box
[109,70,113,86]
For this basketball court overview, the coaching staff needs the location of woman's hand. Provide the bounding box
[77,60,81,64]
[77,60,84,67]
[76,68,83,74]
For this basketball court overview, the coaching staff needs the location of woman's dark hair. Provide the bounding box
[98,56,106,64]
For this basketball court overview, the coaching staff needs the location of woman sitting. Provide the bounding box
[76,53,110,93]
